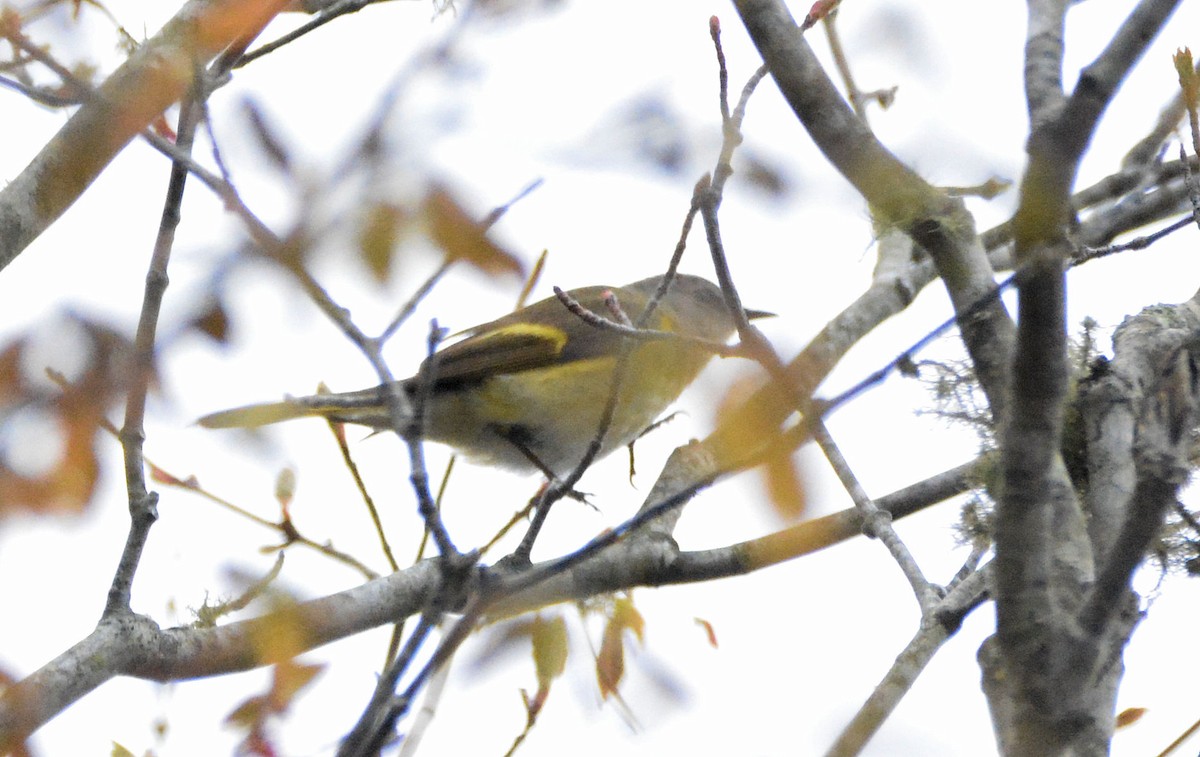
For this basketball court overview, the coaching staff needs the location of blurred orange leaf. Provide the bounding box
[357,201,408,284]
[149,461,199,488]
[249,598,312,663]
[714,374,807,520]
[423,184,524,278]
[764,446,807,520]
[611,594,644,643]
[596,621,624,700]
[270,658,323,710]
[1115,707,1147,730]
[190,299,231,343]
[695,617,719,649]
[525,613,568,719]
[0,319,139,517]
[0,406,101,515]
[225,592,323,754]
[0,664,32,757]
[0,342,21,405]
[226,657,322,756]
[596,595,644,699]
[531,614,568,690]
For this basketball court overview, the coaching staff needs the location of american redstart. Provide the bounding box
[199,274,760,476]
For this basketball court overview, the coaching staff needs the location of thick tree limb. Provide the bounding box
[0,456,981,750]
[988,3,1185,752]
[732,0,1015,425]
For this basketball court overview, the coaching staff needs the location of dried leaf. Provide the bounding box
[596,595,644,699]
[531,614,568,690]
[190,300,231,344]
[225,598,324,755]
[611,595,644,644]
[695,617,719,649]
[1115,707,1147,730]
[357,201,408,283]
[0,319,142,517]
[714,374,807,519]
[423,184,524,278]
[149,462,186,487]
[0,341,22,404]
[596,621,624,700]
[764,445,807,520]
[225,696,267,728]
[0,401,100,515]
[269,659,322,710]
[523,614,567,720]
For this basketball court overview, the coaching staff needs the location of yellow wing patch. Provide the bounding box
[432,323,570,383]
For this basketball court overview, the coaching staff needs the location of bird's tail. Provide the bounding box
[198,385,399,430]
[196,399,316,429]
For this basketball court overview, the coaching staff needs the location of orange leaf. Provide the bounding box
[611,595,644,644]
[531,614,568,690]
[695,617,719,649]
[423,184,524,278]
[596,622,624,700]
[713,374,807,519]
[0,406,101,515]
[763,446,807,520]
[0,319,142,517]
[268,659,322,712]
[191,300,231,344]
[357,201,408,284]
[0,341,23,404]
[149,462,184,486]
[247,598,313,664]
[225,696,267,728]
[595,595,645,699]
[1115,707,1147,730]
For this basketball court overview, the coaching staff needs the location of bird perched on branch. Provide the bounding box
[199,274,761,476]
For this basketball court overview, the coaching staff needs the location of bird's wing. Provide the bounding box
[427,285,641,386]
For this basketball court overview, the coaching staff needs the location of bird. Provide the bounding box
[198,274,754,476]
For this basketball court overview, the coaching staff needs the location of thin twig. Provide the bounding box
[811,420,940,613]
[328,421,400,573]
[234,0,386,68]
[549,286,745,356]
[337,611,439,757]
[405,321,460,558]
[105,96,205,617]
[1075,213,1194,263]
[821,9,868,122]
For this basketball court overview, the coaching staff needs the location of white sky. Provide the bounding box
[2,1,1200,755]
